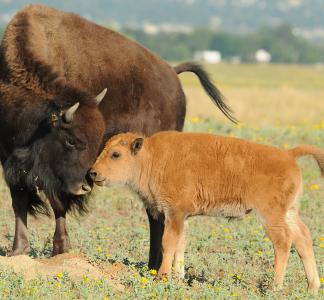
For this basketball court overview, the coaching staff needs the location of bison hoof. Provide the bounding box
[9,245,30,256]
[52,239,71,256]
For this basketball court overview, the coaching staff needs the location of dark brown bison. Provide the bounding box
[0,4,235,269]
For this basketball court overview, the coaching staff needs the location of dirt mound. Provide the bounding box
[0,253,106,280]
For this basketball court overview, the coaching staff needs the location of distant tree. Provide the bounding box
[254,24,324,63]
[209,32,258,60]
[208,23,324,63]
[0,27,4,40]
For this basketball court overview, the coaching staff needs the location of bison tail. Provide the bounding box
[289,145,324,177]
[174,62,237,124]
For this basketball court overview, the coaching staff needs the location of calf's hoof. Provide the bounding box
[308,280,320,295]
[173,264,185,279]
[157,270,171,281]
[273,283,283,292]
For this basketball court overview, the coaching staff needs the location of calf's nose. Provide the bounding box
[88,169,97,181]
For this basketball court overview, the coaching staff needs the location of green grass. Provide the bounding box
[0,119,323,299]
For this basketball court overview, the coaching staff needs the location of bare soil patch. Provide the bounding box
[0,253,127,282]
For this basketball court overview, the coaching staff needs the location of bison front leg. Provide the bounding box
[147,209,165,270]
[50,200,71,256]
[10,187,31,256]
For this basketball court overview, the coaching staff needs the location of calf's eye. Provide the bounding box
[111,152,121,160]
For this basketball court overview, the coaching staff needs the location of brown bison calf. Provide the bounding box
[90,131,322,292]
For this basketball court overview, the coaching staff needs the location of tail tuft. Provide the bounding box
[174,62,237,124]
[289,145,324,177]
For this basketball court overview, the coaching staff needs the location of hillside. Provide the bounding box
[0,0,324,42]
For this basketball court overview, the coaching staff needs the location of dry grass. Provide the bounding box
[180,63,324,125]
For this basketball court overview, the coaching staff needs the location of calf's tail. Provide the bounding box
[174,62,237,124]
[289,145,324,176]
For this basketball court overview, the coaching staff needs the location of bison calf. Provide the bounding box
[90,131,322,292]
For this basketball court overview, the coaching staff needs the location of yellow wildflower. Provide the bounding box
[320,277,324,284]
[97,246,102,252]
[223,227,230,233]
[257,250,263,256]
[57,272,63,279]
[211,230,218,237]
[282,143,289,149]
[288,125,296,131]
[141,277,148,285]
[190,117,201,124]
[320,244,324,248]
[310,184,320,190]
[55,283,61,288]
[320,237,324,241]
[150,269,157,276]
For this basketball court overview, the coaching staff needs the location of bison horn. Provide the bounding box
[63,102,80,123]
[95,88,107,105]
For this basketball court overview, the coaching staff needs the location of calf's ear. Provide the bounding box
[131,138,144,155]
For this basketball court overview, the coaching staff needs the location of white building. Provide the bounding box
[255,49,272,63]
[194,51,222,64]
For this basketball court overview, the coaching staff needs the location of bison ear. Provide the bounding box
[63,102,79,123]
[94,88,107,105]
[131,137,144,155]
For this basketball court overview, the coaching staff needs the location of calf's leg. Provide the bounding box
[147,209,164,270]
[10,187,31,255]
[292,214,320,292]
[158,214,184,277]
[49,199,71,256]
[173,220,188,279]
[265,217,292,290]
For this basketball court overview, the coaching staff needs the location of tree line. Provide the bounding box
[123,24,324,64]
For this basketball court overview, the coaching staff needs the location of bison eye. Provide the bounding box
[65,139,75,149]
[111,152,121,160]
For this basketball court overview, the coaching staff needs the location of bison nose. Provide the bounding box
[88,169,97,181]
[82,184,92,193]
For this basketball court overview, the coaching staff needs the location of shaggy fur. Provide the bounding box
[0,4,234,262]
[92,132,322,292]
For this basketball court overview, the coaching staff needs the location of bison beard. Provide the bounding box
[4,143,90,216]
[0,4,235,267]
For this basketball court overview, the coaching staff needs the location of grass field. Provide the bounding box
[182,63,324,125]
[0,63,324,299]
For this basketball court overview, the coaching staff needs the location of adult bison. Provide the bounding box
[0,4,235,269]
